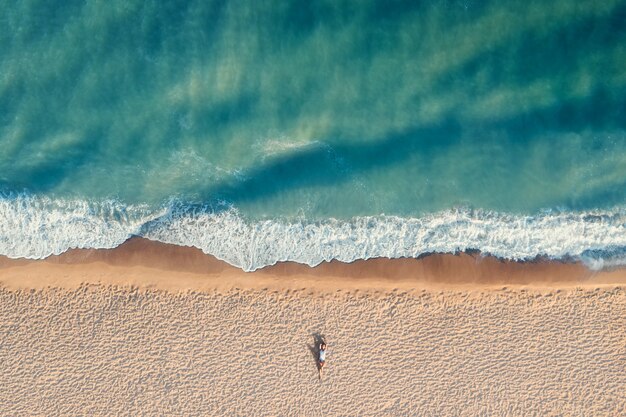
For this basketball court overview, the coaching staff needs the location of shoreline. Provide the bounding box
[1,237,624,292]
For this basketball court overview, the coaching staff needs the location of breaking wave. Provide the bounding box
[0,195,163,259]
[2,194,626,271]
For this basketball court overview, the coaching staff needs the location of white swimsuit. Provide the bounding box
[319,349,326,362]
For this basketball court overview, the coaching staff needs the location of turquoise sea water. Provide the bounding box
[1,0,626,270]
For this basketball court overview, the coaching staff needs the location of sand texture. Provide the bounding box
[0,283,624,416]
[0,239,624,415]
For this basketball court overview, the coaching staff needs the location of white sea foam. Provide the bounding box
[142,205,626,271]
[2,194,626,271]
[0,195,162,259]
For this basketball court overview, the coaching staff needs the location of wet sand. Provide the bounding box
[1,237,624,292]
[0,238,624,415]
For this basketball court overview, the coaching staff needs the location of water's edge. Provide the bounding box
[2,195,625,272]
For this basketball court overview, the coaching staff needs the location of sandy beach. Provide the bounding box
[0,238,624,416]
[3,0,626,415]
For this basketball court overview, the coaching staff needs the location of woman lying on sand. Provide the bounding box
[318,341,327,379]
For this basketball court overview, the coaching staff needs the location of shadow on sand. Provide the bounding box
[307,333,326,378]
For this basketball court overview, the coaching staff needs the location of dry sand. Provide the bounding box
[0,238,624,416]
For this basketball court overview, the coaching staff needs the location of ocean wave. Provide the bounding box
[0,195,163,259]
[2,195,626,271]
